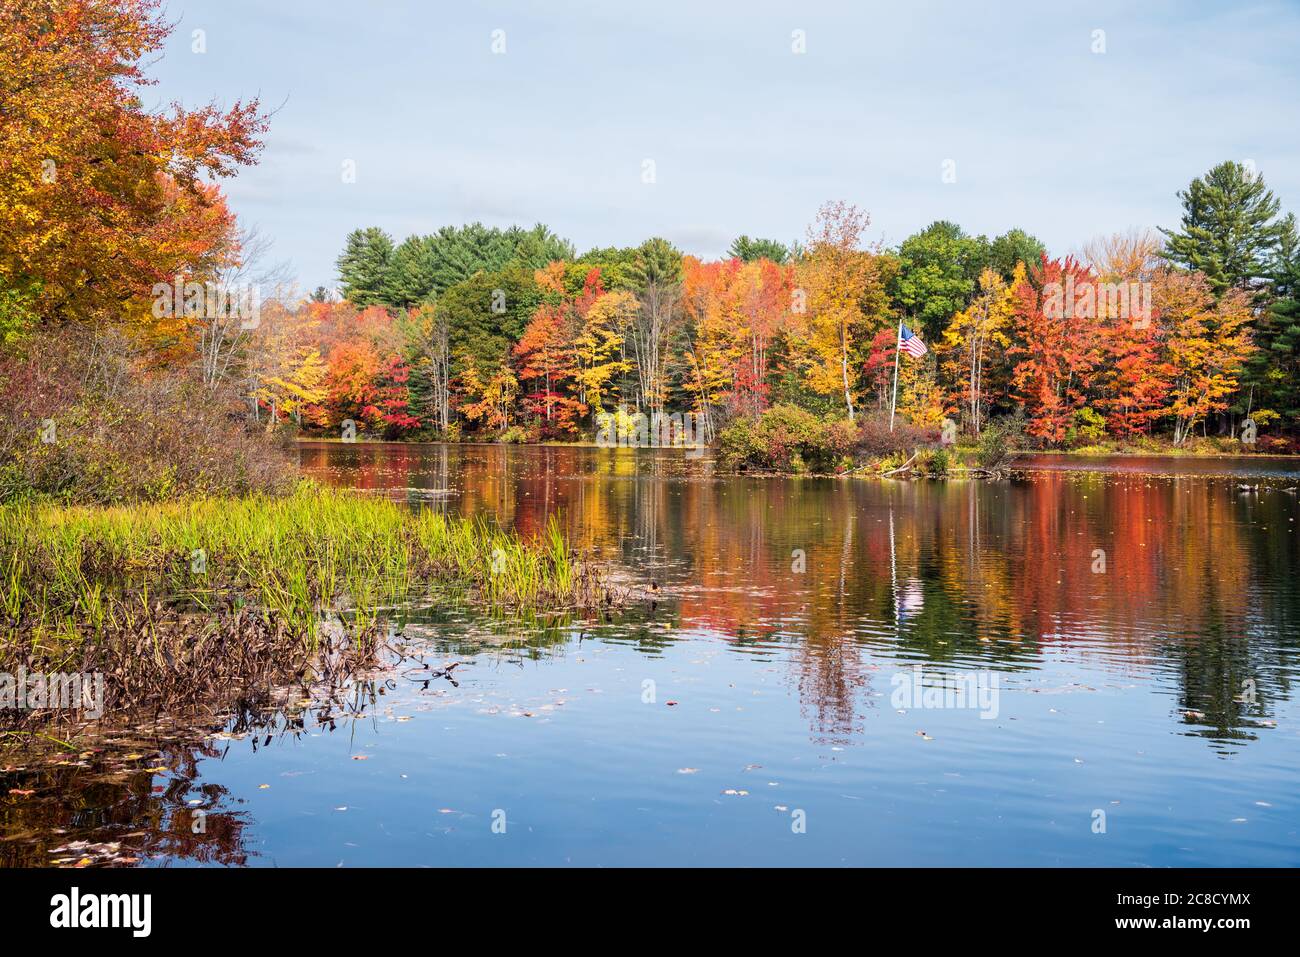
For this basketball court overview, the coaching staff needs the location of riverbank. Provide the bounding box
[0,485,612,733]
[297,434,1299,458]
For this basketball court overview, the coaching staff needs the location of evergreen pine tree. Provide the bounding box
[1161,161,1286,296]
[1246,214,1300,422]
[335,227,396,307]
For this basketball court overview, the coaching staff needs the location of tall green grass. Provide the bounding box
[0,484,598,657]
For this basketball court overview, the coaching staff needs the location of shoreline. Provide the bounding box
[293,436,1300,460]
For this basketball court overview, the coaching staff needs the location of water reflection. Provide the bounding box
[0,682,398,867]
[300,442,1300,749]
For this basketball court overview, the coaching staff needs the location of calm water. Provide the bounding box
[5,443,1300,867]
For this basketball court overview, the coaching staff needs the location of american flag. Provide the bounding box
[899,324,928,358]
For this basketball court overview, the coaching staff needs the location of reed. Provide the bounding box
[0,484,606,663]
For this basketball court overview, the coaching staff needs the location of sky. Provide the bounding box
[146,0,1300,293]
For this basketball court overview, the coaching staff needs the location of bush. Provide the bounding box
[718,404,850,472]
[498,425,529,444]
[915,447,949,477]
[975,412,1026,470]
[717,406,940,473]
[0,328,296,504]
[855,414,940,458]
[1065,407,1107,447]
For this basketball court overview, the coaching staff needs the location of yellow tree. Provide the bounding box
[1158,270,1253,444]
[573,290,634,413]
[895,357,947,428]
[259,348,327,428]
[942,263,1022,435]
[459,359,518,432]
[247,297,325,426]
[793,202,892,420]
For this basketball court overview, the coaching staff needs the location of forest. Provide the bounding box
[276,169,1300,456]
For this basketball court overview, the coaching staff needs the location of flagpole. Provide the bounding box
[889,318,903,432]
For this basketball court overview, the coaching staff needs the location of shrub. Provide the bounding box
[717,404,847,472]
[498,425,529,444]
[719,407,947,473]
[855,414,939,458]
[1065,407,1107,447]
[975,412,1026,470]
[0,328,295,505]
[915,447,949,477]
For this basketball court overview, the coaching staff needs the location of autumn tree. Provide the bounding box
[1009,257,1103,443]
[514,301,583,435]
[1083,231,1171,436]
[0,0,266,330]
[942,264,1021,435]
[458,360,518,433]
[574,289,634,414]
[322,339,383,430]
[1157,270,1254,443]
[246,296,327,426]
[794,202,893,420]
[681,257,744,438]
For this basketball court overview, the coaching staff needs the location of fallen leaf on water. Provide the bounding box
[258,784,270,789]
[351,755,369,761]
[722,789,749,796]
[676,768,698,775]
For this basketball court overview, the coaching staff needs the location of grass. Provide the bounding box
[0,484,608,718]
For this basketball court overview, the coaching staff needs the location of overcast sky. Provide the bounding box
[147,0,1300,292]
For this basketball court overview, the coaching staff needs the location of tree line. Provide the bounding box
[270,161,1298,449]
